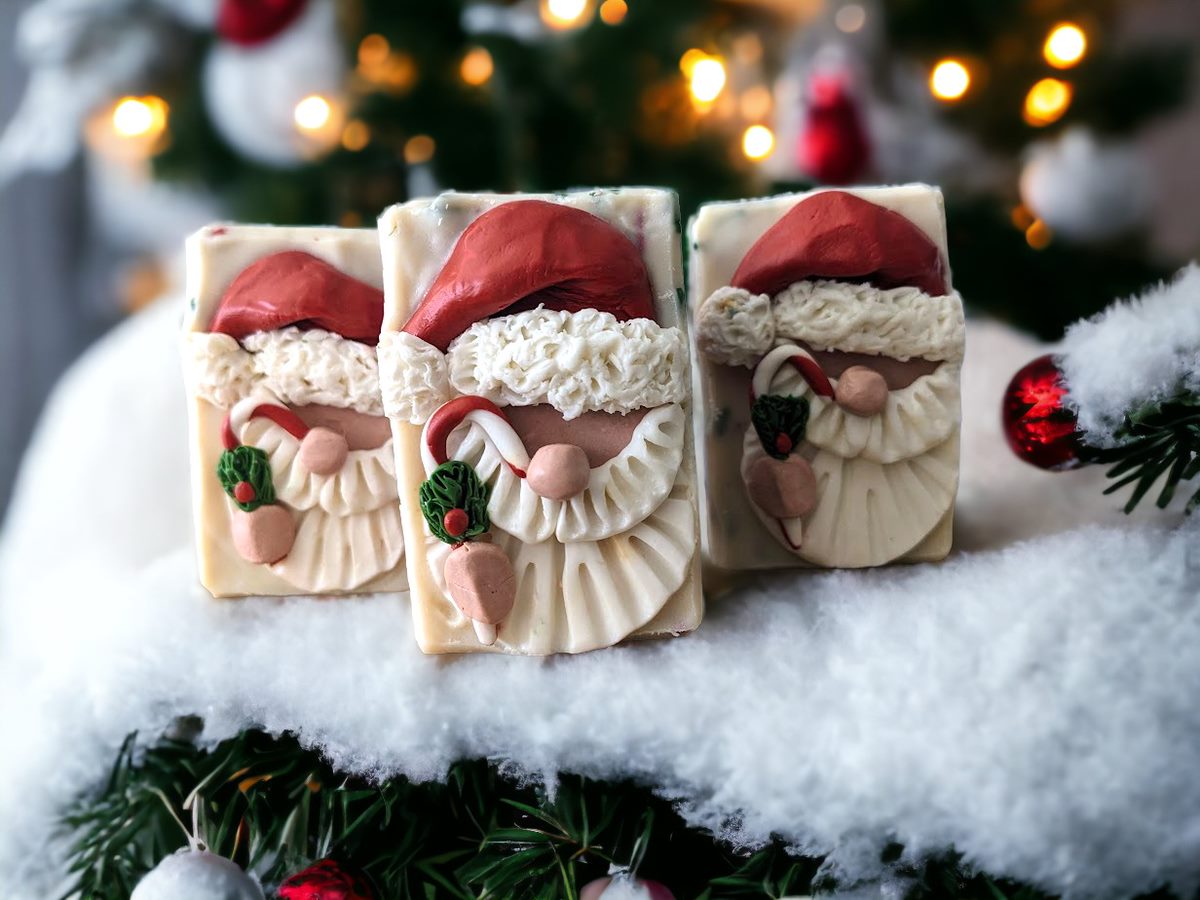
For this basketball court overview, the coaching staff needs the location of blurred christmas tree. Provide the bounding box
[3,0,1192,337]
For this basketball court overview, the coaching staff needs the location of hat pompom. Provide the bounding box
[695,286,775,368]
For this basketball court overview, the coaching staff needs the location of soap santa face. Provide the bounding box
[378,191,702,655]
[182,225,405,597]
[689,187,966,569]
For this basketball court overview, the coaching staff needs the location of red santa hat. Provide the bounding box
[403,200,657,351]
[209,250,384,345]
[730,190,948,298]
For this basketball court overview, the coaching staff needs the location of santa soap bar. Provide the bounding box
[689,186,966,570]
[182,225,406,597]
[378,190,703,655]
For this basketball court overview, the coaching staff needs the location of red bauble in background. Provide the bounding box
[1002,354,1084,470]
[797,73,870,185]
[217,0,308,46]
[278,859,374,900]
[580,876,675,900]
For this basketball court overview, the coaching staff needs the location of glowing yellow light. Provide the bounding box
[742,124,775,161]
[1044,23,1086,69]
[112,96,168,139]
[835,4,867,34]
[404,134,436,164]
[930,59,970,101]
[679,48,707,78]
[1024,77,1072,126]
[358,34,390,68]
[341,120,370,152]
[542,0,588,28]
[690,57,727,103]
[1025,218,1053,250]
[598,0,627,25]
[460,47,494,86]
[1011,204,1036,231]
[294,95,332,131]
[740,85,772,120]
[732,32,762,65]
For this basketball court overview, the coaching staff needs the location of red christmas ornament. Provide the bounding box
[1002,354,1084,470]
[443,507,470,538]
[233,481,257,504]
[216,0,308,46]
[797,73,870,185]
[278,859,374,900]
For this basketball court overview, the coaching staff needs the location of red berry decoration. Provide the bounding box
[233,481,257,504]
[216,0,308,46]
[278,858,374,900]
[443,507,470,538]
[774,432,794,455]
[1002,353,1085,470]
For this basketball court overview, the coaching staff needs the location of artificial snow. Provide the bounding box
[1,301,1198,899]
[1060,264,1200,445]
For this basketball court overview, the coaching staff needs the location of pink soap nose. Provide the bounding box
[525,443,591,500]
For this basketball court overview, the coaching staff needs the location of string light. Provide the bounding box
[294,95,333,132]
[679,48,707,77]
[541,0,589,28]
[689,57,727,104]
[404,134,436,164]
[111,96,168,140]
[1024,77,1072,126]
[1025,218,1053,250]
[835,4,867,34]
[358,34,390,68]
[1044,23,1087,69]
[598,0,627,25]
[341,120,370,152]
[930,59,970,101]
[460,47,494,86]
[742,125,775,161]
[357,33,417,91]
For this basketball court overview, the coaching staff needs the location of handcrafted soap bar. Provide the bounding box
[182,225,406,597]
[689,186,965,570]
[378,190,703,654]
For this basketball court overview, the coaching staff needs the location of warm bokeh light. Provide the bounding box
[1044,23,1087,69]
[1025,218,1053,250]
[404,134,436,164]
[1011,204,1036,231]
[358,34,390,68]
[742,124,775,160]
[679,48,707,77]
[541,0,588,28]
[740,85,773,120]
[1024,77,1072,126]
[460,46,494,86]
[689,57,727,103]
[598,0,627,25]
[339,211,364,228]
[341,120,370,152]
[930,59,970,101]
[835,4,867,34]
[112,96,168,139]
[293,95,333,131]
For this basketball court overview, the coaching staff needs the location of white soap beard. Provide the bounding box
[379,307,688,424]
[185,328,383,417]
[695,280,967,367]
[234,413,403,594]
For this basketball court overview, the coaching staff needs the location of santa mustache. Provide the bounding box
[421,395,595,502]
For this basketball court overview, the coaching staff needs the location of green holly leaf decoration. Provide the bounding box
[420,460,491,544]
[752,394,810,460]
[217,445,275,512]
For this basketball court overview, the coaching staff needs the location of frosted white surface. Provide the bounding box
[0,302,1196,899]
[1060,264,1200,445]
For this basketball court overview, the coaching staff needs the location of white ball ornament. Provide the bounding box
[202,0,347,167]
[1019,128,1153,244]
[131,849,265,900]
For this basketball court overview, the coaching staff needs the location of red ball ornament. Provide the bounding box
[233,481,257,504]
[216,0,308,46]
[278,859,374,900]
[443,507,470,538]
[797,73,871,185]
[1002,353,1084,470]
